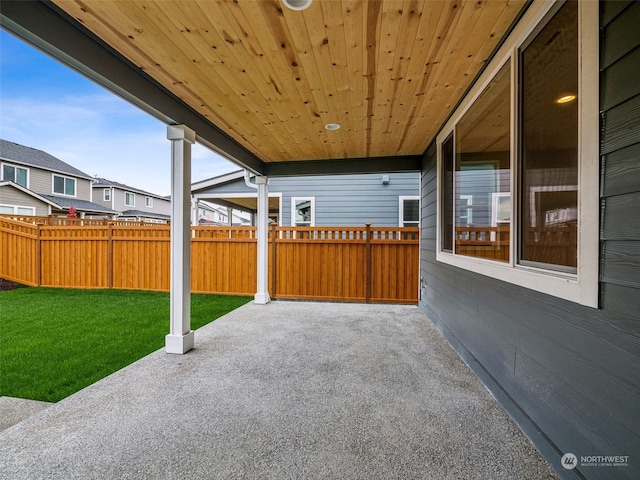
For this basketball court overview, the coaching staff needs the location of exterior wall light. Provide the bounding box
[282,0,313,11]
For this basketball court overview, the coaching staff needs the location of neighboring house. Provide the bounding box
[92,178,171,223]
[194,199,251,226]
[0,139,116,218]
[192,171,420,227]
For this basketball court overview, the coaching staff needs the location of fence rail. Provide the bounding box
[0,214,165,227]
[0,217,419,303]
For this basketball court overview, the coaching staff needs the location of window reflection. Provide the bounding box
[454,62,511,262]
[520,1,578,271]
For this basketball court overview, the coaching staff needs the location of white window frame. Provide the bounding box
[399,196,420,228]
[0,204,36,215]
[145,196,153,208]
[435,0,599,308]
[103,188,111,201]
[2,163,29,188]
[291,197,315,227]
[125,192,135,207]
[52,174,76,197]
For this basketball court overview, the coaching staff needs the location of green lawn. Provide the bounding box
[0,287,251,402]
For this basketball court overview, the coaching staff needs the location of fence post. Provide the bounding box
[365,223,371,303]
[107,222,114,288]
[271,223,277,298]
[36,224,42,286]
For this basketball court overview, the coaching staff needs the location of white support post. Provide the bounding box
[227,207,233,226]
[166,124,195,354]
[254,176,271,304]
[191,198,198,226]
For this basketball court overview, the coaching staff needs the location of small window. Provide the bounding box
[125,192,135,207]
[291,197,314,226]
[2,164,28,188]
[399,196,420,227]
[53,175,76,196]
[103,189,111,201]
[145,196,153,208]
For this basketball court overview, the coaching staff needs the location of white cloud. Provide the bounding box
[0,95,238,196]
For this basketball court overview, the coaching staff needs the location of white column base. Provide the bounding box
[165,331,195,354]
[254,292,271,305]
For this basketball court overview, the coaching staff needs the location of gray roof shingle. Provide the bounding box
[40,194,118,214]
[120,209,171,219]
[0,139,93,180]
[94,177,167,199]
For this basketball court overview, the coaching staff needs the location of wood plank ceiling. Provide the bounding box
[52,0,527,165]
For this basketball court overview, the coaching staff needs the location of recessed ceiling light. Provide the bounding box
[325,123,340,131]
[282,0,313,11]
[556,94,576,104]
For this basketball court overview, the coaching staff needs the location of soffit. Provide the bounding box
[51,0,527,166]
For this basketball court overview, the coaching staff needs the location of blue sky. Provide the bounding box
[0,29,236,196]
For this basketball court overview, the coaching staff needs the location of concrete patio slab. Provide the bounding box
[0,301,559,479]
[0,396,53,431]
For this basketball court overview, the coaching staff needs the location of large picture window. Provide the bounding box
[454,61,511,263]
[520,0,578,272]
[436,0,598,307]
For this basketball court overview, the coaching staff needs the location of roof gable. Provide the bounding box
[0,139,93,180]
[93,177,169,199]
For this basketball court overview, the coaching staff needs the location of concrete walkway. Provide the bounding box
[0,302,558,479]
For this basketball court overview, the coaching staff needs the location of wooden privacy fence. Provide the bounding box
[1,214,167,227]
[0,217,419,303]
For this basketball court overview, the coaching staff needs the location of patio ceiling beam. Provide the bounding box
[0,0,266,176]
[265,155,423,177]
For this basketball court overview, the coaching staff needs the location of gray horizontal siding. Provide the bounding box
[0,186,49,216]
[196,172,419,226]
[418,5,640,480]
[108,189,171,216]
[274,173,418,226]
[1,163,93,202]
[92,188,112,209]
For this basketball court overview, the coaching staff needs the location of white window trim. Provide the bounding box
[145,196,153,208]
[52,174,76,197]
[125,191,135,207]
[291,196,315,227]
[435,0,599,308]
[399,196,420,227]
[0,204,36,215]
[2,163,29,189]
[103,188,111,201]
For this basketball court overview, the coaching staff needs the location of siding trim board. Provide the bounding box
[419,2,640,479]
